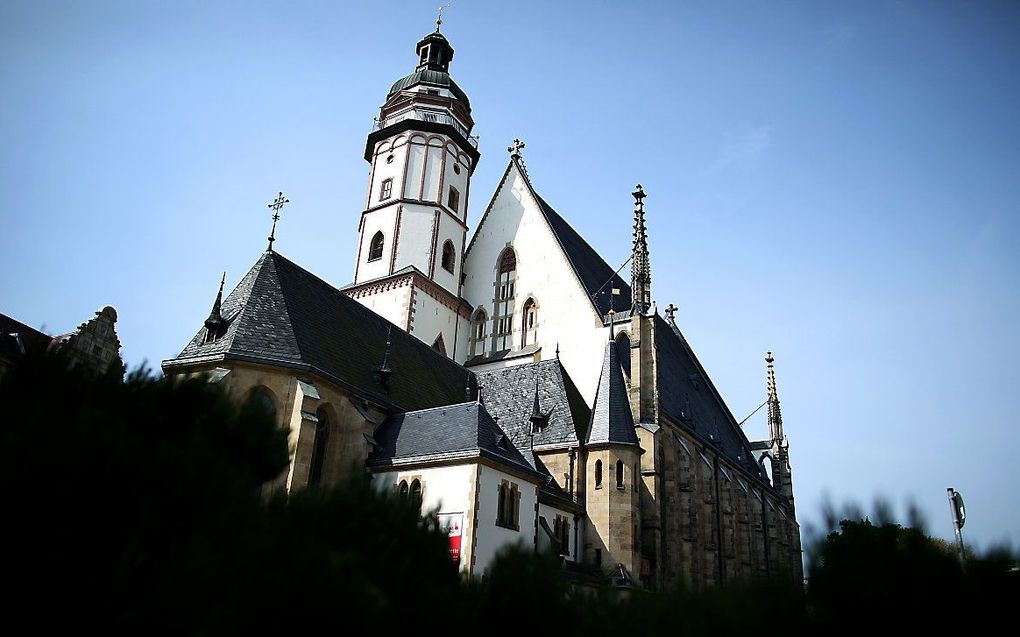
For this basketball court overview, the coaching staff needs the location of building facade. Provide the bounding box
[162,25,802,588]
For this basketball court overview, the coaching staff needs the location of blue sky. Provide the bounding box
[2,1,1018,550]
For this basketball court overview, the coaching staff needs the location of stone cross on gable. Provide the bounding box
[508,138,526,158]
[266,191,290,252]
[665,303,678,322]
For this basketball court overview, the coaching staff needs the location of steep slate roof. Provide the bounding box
[466,158,632,319]
[654,314,768,482]
[586,341,640,447]
[0,313,54,359]
[474,359,590,451]
[533,192,633,318]
[163,251,475,412]
[367,401,541,479]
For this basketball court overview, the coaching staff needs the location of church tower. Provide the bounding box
[345,23,479,358]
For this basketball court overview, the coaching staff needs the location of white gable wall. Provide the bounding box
[462,163,617,404]
[372,464,477,574]
[473,464,539,574]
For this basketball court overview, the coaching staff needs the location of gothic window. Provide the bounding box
[247,387,277,425]
[616,331,631,377]
[368,231,384,262]
[398,479,409,498]
[678,449,692,490]
[308,406,331,486]
[447,186,460,212]
[594,459,603,489]
[380,177,393,201]
[521,297,538,348]
[441,240,455,274]
[497,483,506,522]
[496,480,520,530]
[554,516,570,556]
[432,333,447,356]
[493,248,517,352]
[616,459,625,490]
[410,479,423,513]
[469,308,487,357]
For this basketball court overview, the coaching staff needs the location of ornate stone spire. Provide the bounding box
[766,351,784,443]
[631,184,651,314]
[203,272,227,336]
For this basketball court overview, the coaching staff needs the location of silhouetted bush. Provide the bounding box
[1,354,1015,634]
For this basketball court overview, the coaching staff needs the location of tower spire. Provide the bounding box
[204,272,227,337]
[630,184,651,314]
[766,351,784,443]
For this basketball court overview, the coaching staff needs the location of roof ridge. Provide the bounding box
[400,399,479,416]
[464,158,517,258]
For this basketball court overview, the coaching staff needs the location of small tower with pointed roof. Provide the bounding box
[584,338,643,580]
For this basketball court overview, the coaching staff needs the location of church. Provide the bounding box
[162,23,802,589]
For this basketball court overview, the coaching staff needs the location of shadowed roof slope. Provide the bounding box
[534,192,633,318]
[654,314,767,481]
[586,340,640,447]
[163,251,475,412]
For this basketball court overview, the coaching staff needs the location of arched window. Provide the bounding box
[616,459,625,490]
[493,248,517,351]
[497,483,507,524]
[616,332,631,377]
[308,406,331,486]
[441,240,456,273]
[469,308,487,358]
[368,231,384,262]
[521,297,538,348]
[594,459,603,489]
[398,479,409,498]
[410,479,422,513]
[247,386,277,424]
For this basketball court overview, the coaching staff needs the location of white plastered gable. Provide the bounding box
[462,159,614,404]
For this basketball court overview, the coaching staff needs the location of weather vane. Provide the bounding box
[266,191,290,252]
[436,4,450,31]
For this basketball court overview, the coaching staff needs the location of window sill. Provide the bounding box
[495,521,519,531]
[366,257,383,263]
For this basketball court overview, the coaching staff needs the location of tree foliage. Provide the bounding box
[1,354,1015,634]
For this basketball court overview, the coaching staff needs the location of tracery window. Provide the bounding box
[368,231,384,262]
[492,248,517,352]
